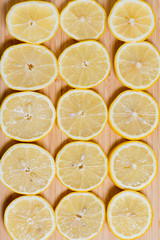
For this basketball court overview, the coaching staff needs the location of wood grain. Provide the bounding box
[0,0,159,239]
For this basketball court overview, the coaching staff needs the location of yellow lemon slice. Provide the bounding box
[107,191,153,240]
[58,40,111,88]
[108,0,156,42]
[4,196,56,240]
[6,1,59,44]
[0,44,58,90]
[114,42,160,90]
[0,143,55,194]
[109,141,158,190]
[56,141,108,191]
[60,0,106,40]
[56,192,105,240]
[57,89,108,140]
[109,90,159,140]
[0,92,56,142]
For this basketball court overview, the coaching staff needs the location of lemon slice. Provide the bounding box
[56,192,105,240]
[114,42,160,90]
[109,90,159,140]
[6,1,59,44]
[56,141,108,191]
[0,144,55,194]
[0,92,56,142]
[107,191,153,240]
[4,196,56,240]
[60,0,106,40]
[108,0,156,42]
[0,44,58,90]
[109,141,158,190]
[57,89,108,140]
[58,40,111,88]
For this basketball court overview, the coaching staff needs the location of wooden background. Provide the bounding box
[0,0,159,239]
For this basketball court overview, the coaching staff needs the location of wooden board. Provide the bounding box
[0,0,159,239]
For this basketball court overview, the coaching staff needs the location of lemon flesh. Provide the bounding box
[59,41,110,88]
[0,144,55,194]
[56,141,108,191]
[0,92,56,141]
[107,191,153,239]
[6,1,59,44]
[115,42,160,90]
[60,0,106,40]
[4,196,56,240]
[56,192,105,240]
[109,141,157,190]
[108,0,156,42]
[0,44,58,90]
[109,90,159,140]
[57,89,108,140]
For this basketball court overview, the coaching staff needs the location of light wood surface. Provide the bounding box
[0,0,159,239]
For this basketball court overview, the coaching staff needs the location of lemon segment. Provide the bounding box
[55,192,105,240]
[109,90,159,140]
[109,141,158,190]
[0,92,56,142]
[60,0,106,40]
[4,196,56,240]
[107,191,153,240]
[58,41,111,88]
[0,144,55,194]
[108,0,156,42]
[114,42,160,90]
[0,44,58,90]
[6,1,59,44]
[56,141,108,191]
[57,89,108,140]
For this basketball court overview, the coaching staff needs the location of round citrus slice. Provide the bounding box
[108,0,156,42]
[60,0,106,41]
[109,90,159,140]
[55,192,105,240]
[6,1,59,44]
[109,141,158,190]
[107,191,153,240]
[0,92,56,142]
[114,42,160,90]
[57,89,108,140]
[0,44,58,90]
[58,40,111,88]
[56,141,108,191]
[4,196,56,240]
[0,143,55,194]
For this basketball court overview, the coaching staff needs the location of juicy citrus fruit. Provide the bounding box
[0,44,58,90]
[0,92,56,142]
[6,1,59,44]
[107,191,153,240]
[109,90,159,140]
[57,89,108,140]
[114,42,160,90]
[0,143,55,194]
[4,196,56,240]
[109,141,157,190]
[108,0,156,42]
[56,141,108,191]
[56,192,105,240]
[58,40,111,88]
[60,0,106,40]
